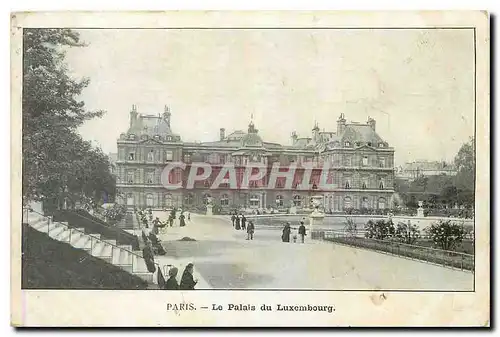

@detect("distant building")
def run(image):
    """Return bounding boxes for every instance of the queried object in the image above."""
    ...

[395,161,457,181]
[114,106,395,212]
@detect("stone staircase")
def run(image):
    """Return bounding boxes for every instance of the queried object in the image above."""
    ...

[24,210,159,284]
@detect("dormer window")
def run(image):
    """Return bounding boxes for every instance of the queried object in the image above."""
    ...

[378,142,385,148]
[154,135,160,141]
[141,135,148,140]
[128,134,136,140]
[367,142,372,147]
[344,141,351,147]
[166,136,172,141]
[355,142,361,147]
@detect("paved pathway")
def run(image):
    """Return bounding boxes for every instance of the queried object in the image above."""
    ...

[153,212,474,291]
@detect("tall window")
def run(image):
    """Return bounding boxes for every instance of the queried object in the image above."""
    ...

[165,150,173,161]
[344,141,351,147]
[293,195,302,206]
[220,194,229,206]
[146,171,154,184]
[362,156,368,166]
[361,197,369,208]
[128,152,135,160]
[379,157,386,168]
[345,156,352,167]
[147,150,155,162]
[362,178,368,189]
[203,194,211,205]
[275,195,284,207]
[378,197,386,209]
[250,194,260,207]
[164,194,172,207]
[379,177,385,189]
[344,196,352,209]
[185,193,194,205]
[184,154,191,163]
[127,171,135,184]
[344,178,351,189]
[146,194,154,207]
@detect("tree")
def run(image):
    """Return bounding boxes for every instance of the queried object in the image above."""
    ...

[22,29,107,205]
[395,221,420,245]
[454,137,475,192]
[426,220,466,251]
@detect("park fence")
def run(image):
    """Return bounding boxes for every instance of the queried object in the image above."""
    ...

[312,230,474,272]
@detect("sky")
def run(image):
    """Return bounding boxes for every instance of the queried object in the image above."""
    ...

[65,28,475,166]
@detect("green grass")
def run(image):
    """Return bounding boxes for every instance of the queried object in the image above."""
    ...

[22,224,147,289]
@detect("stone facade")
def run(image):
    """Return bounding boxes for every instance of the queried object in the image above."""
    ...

[115,106,395,212]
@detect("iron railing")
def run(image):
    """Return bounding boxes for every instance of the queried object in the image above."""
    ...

[317,230,474,272]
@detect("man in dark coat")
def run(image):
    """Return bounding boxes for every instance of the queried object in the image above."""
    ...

[231,213,236,227]
[241,215,247,230]
[142,241,156,273]
[165,267,179,290]
[246,221,255,240]
[180,263,198,290]
[298,221,306,243]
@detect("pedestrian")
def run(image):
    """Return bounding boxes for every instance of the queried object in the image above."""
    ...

[180,263,198,290]
[142,240,156,273]
[246,221,255,240]
[168,214,174,227]
[235,214,241,230]
[281,223,291,243]
[298,221,306,243]
[241,214,247,230]
[231,213,236,227]
[188,212,191,221]
[165,267,179,290]
[179,213,186,227]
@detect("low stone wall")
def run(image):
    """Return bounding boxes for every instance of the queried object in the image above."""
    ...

[246,213,474,230]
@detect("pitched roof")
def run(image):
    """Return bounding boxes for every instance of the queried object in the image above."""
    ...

[342,124,384,145]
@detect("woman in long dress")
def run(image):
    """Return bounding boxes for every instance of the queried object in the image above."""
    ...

[281,223,291,243]
[180,263,198,290]
[235,214,241,230]
[179,213,186,227]
[165,267,179,290]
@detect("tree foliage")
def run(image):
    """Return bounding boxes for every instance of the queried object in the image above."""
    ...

[22,29,112,208]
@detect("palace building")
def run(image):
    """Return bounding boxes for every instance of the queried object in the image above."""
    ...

[114,105,395,212]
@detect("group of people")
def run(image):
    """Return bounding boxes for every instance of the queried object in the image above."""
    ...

[231,212,255,240]
[281,220,307,243]
[162,263,198,290]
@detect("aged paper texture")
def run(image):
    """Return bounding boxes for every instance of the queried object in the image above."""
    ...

[11,11,489,327]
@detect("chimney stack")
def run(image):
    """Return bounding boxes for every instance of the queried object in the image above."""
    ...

[130,104,138,128]
[367,116,376,131]
[337,113,346,134]
[291,131,298,145]
[220,128,226,141]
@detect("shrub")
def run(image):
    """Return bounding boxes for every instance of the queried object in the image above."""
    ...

[395,221,420,245]
[426,220,466,251]
[364,219,395,240]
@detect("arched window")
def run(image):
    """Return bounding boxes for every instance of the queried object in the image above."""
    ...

[344,196,352,209]
[378,142,385,148]
[275,195,284,207]
[378,197,386,209]
[293,195,302,207]
[361,197,369,209]
[345,179,351,189]
[185,193,194,205]
[146,194,154,207]
[220,194,229,206]
[128,134,136,140]
[249,194,260,207]
[164,194,172,207]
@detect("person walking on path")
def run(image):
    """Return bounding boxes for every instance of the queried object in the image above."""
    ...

[235,214,241,230]
[179,213,186,227]
[241,214,247,230]
[246,221,255,240]
[168,214,174,227]
[298,221,306,243]
[180,263,198,290]
[165,267,179,290]
[281,223,291,243]
[187,212,191,221]
[231,213,236,227]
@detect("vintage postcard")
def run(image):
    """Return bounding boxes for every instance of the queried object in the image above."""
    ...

[11,11,490,327]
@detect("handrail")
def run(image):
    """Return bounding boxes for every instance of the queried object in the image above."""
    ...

[323,230,474,258]
[24,208,166,273]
